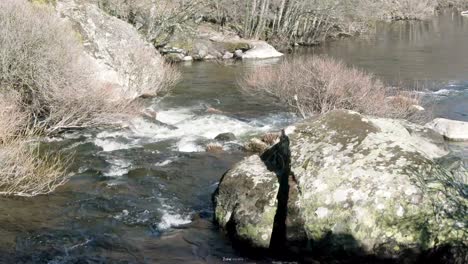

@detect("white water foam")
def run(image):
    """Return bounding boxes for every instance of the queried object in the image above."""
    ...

[157,197,192,230]
[93,107,296,153]
[103,158,131,177]
[157,211,191,230]
[94,138,134,152]
[154,159,175,167]
[432,89,453,95]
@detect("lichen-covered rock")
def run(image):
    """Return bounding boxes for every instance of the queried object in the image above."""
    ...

[214,110,467,261]
[56,0,167,98]
[213,155,279,248]
[241,41,283,60]
[290,110,466,258]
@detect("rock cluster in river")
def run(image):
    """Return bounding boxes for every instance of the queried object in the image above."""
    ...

[213,110,467,262]
[159,24,283,62]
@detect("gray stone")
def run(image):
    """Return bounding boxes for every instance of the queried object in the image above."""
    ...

[241,41,283,59]
[234,50,244,58]
[214,110,467,260]
[222,52,234,60]
[56,0,166,99]
[213,155,279,248]
[426,118,468,141]
[214,133,236,142]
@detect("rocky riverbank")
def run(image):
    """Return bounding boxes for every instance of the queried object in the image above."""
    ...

[213,110,467,263]
[159,24,283,62]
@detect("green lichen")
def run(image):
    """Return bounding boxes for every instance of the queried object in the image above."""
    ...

[222,42,251,52]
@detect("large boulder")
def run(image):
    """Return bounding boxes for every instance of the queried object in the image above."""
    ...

[56,0,167,98]
[426,118,468,141]
[241,41,284,60]
[213,110,467,261]
[213,155,279,248]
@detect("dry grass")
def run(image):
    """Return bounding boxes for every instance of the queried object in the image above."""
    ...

[0,0,180,196]
[96,0,203,45]
[0,0,162,132]
[261,133,280,146]
[0,91,29,143]
[126,48,181,98]
[0,139,68,196]
[241,56,423,120]
[0,93,68,196]
[383,0,438,20]
[206,142,224,153]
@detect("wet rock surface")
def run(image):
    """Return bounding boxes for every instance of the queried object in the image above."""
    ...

[213,110,467,262]
[215,133,236,142]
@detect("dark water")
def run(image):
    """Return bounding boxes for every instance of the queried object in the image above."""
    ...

[1,10,468,264]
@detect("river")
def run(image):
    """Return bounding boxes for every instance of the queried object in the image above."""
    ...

[0,9,467,264]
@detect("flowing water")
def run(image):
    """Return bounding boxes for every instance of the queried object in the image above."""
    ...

[1,9,468,264]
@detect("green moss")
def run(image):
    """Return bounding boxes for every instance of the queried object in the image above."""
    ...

[30,0,56,5]
[222,42,251,52]
[168,39,194,52]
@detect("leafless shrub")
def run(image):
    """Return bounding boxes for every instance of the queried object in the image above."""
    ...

[240,56,423,120]
[0,91,29,143]
[0,0,144,132]
[0,92,68,196]
[383,0,437,20]
[206,142,224,153]
[261,132,280,146]
[96,0,204,46]
[0,138,68,196]
[207,0,451,46]
[437,0,468,9]
[127,48,181,97]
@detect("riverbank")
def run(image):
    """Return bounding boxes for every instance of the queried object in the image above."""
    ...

[87,0,467,62]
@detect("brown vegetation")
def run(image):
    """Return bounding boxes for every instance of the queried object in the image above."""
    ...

[206,142,224,153]
[0,0,138,132]
[96,0,203,45]
[205,0,460,46]
[79,0,466,48]
[0,0,178,196]
[240,56,423,120]
[0,91,67,196]
[0,139,68,196]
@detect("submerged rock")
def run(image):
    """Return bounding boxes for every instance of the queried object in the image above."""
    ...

[215,133,236,142]
[213,110,467,261]
[426,118,468,141]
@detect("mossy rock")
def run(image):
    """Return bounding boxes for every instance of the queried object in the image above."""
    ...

[222,42,251,53]
[31,0,56,5]
[213,110,467,261]
[213,155,279,248]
